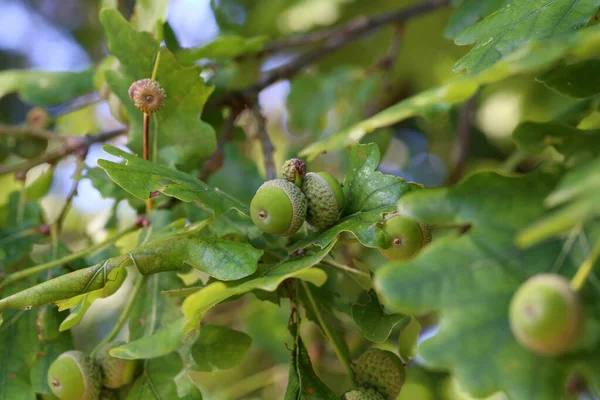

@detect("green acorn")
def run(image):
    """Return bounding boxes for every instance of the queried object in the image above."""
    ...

[378,213,431,261]
[344,387,386,400]
[281,158,306,187]
[47,350,102,400]
[354,348,405,400]
[301,172,344,229]
[95,341,137,389]
[250,179,307,236]
[509,274,583,355]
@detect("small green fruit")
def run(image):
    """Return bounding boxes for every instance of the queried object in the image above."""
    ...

[47,350,102,400]
[509,274,583,355]
[281,158,306,186]
[250,179,307,236]
[301,172,344,229]
[379,213,431,261]
[15,137,47,159]
[344,387,385,400]
[95,341,137,389]
[355,348,405,400]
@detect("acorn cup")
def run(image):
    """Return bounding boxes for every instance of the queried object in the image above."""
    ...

[354,348,405,400]
[301,172,344,229]
[281,158,306,187]
[343,387,386,400]
[95,341,138,389]
[509,273,583,356]
[250,179,307,236]
[128,78,166,114]
[47,350,102,400]
[378,213,431,261]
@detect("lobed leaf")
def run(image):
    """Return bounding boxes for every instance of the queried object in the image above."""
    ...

[351,290,408,343]
[112,317,186,360]
[191,324,252,371]
[537,59,600,98]
[177,35,268,65]
[445,0,514,39]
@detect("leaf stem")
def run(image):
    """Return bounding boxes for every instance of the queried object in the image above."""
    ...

[211,366,287,399]
[570,240,600,292]
[0,224,139,291]
[321,258,370,277]
[300,281,356,384]
[91,274,146,358]
[151,51,162,81]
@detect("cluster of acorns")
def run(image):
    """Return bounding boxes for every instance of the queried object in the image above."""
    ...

[0,107,50,163]
[250,158,432,262]
[47,342,137,400]
[250,158,345,236]
[344,348,405,400]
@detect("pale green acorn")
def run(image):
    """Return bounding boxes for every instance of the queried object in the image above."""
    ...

[95,341,138,389]
[378,213,431,261]
[344,387,386,400]
[250,179,307,236]
[354,348,405,400]
[47,350,102,400]
[301,172,344,229]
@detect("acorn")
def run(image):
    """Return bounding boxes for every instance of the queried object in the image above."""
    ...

[26,107,51,129]
[378,213,431,261]
[509,274,583,355]
[281,158,306,187]
[128,78,166,114]
[95,341,137,389]
[344,387,386,400]
[250,179,307,236]
[301,172,344,229]
[354,348,405,400]
[47,350,102,400]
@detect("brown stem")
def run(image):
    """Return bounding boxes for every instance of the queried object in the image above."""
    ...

[449,94,477,185]
[199,108,240,181]
[0,128,127,177]
[143,113,150,161]
[251,101,276,180]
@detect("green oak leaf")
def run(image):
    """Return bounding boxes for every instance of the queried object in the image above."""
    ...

[191,324,252,371]
[292,143,419,251]
[99,145,248,216]
[398,316,421,363]
[300,25,600,159]
[177,35,268,65]
[445,0,513,39]
[130,0,169,35]
[126,352,201,400]
[452,0,600,73]
[112,316,186,359]
[284,323,338,400]
[513,121,600,162]
[537,60,600,98]
[181,241,335,332]
[100,9,216,164]
[0,236,262,317]
[374,170,600,400]
[351,289,408,343]
[0,69,94,105]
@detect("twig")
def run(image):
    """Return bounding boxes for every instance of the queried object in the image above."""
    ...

[251,101,276,180]
[0,123,69,142]
[0,128,126,177]
[321,258,370,277]
[209,0,450,107]
[375,23,405,94]
[55,157,86,231]
[198,107,240,181]
[211,366,288,400]
[570,240,600,292]
[449,94,477,184]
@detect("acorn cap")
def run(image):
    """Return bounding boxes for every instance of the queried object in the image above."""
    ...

[354,348,405,400]
[250,179,307,236]
[47,350,102,400]
[509,273,583,355]
[379,213,430,261]
[128,78,166,114]
[344,387,386,400]
[95,341,137,389]
[26,107,51,130]
[281,158,306,187]
[302,172,344,229]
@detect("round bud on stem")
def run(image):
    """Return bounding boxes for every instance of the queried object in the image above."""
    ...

[26,107,51,130]
[95,341,137,389]
[281,158,306,187]
[509,274,583,355]
[47,350,102,400]
[354,348,405,400]
[301,172,344,229]
[250,179,307,236]
[128,79,166,114]
[379,213,431,261]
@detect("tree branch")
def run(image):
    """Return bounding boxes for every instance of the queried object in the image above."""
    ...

[0,123,69,142]
[210,0,450,107]
[0,128,127,177]
[199,107,240,181]
[251,102,276,180]
[449,94,477,184]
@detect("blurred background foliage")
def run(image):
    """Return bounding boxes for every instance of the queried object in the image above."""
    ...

[1,0,597,399]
